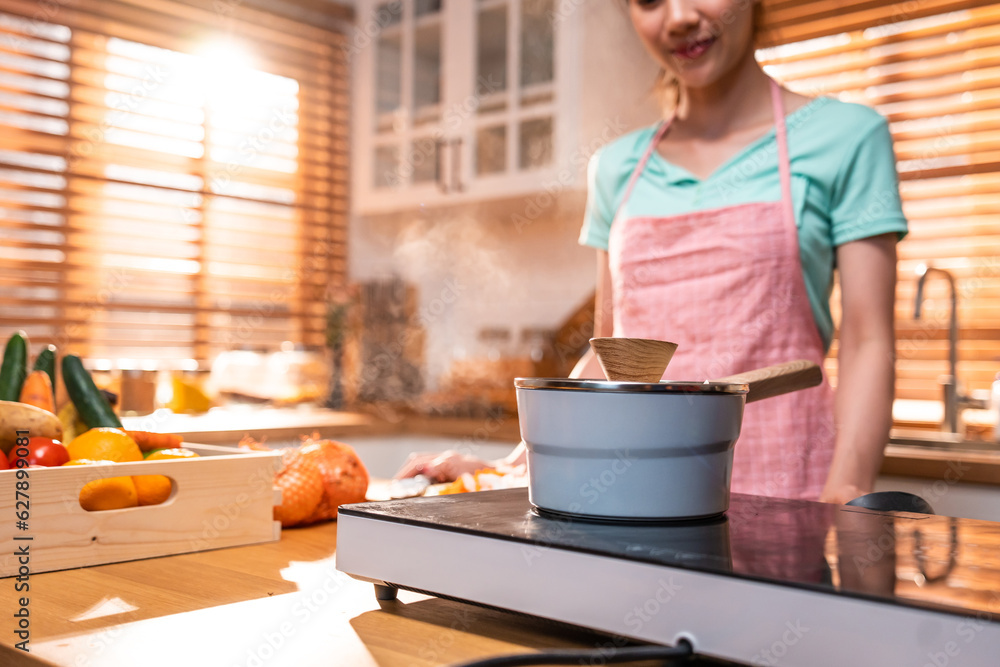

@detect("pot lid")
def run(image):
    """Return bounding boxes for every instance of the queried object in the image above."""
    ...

[514,378,749,395]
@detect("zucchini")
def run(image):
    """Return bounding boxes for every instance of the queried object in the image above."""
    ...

[32,344,57,402]
[0,331,29,402]
[62,354,123,429]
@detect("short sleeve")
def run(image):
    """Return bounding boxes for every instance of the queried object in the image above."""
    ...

[579,148,616,251]
[829,117,909,246]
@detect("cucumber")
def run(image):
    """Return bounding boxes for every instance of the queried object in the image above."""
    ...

[32,344,57,402]
[0,331,29,402]
[62,354,123,429]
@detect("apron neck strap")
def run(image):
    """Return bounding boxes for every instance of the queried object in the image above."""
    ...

[614,119,672,221]
[769,79,795,225]
[613,78,794,222]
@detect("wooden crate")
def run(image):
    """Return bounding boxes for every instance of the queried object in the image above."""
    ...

[0,443,282,577]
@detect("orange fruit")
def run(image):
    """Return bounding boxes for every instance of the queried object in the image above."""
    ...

[132,475,173,506]
[64,459,138,511]
[133,448,199,506]
[67,428,142,463]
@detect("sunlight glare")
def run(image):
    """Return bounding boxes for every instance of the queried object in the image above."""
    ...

[191,41,256,102]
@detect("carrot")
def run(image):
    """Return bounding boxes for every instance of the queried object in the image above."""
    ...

[19,370,54,413]
[125,430,183,452]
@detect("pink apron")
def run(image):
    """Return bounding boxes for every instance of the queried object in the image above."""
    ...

[607,80,835,501]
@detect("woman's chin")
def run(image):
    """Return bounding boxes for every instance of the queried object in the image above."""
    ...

[666,55,722,83]
[674,70,725,92]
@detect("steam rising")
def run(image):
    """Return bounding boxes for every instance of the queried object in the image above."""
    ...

[391,215,511,386]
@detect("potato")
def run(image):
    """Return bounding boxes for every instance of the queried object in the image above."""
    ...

[0,400,63,454]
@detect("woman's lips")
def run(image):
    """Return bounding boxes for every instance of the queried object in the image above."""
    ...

[672,37,716,60]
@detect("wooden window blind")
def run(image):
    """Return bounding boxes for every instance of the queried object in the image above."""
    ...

[0,0,350,367]
[758,0,1000,402]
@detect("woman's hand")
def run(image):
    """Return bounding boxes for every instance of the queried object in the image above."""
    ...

[393,450,492,483]
[394,441,527,483]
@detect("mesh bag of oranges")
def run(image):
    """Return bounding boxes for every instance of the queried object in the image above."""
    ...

[242,436,369,528]
[63,427,198,511]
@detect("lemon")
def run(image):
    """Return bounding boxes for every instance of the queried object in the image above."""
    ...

[168,377,211,413]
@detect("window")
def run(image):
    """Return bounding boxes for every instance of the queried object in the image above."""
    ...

[758,0,1000,404]
[0,0,349,367]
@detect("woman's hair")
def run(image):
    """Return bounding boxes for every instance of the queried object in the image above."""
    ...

[621,0,768,115]
[655,70,683,115]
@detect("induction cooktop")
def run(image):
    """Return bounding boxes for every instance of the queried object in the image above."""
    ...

[336,488,1000,666]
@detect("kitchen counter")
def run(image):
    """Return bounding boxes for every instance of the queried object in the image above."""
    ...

[0,518,650,667]
[883,442,1000,485]
[4,409,993,663]
[892,398,996,435]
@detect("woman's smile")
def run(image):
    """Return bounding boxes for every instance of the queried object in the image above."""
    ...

[671,36,717,61]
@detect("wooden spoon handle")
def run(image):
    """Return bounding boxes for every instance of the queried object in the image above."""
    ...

[715,360,822,403]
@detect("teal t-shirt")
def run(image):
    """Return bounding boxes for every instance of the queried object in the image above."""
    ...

[579,96,909,350]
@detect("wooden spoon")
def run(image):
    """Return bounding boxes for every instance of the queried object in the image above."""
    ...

[590,337,822,400]
[590,337,678,382]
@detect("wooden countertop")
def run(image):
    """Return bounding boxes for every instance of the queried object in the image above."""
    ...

[0,520,658,667]
[882,443,1000,484]
[1,436,997,667]
[891,398,996,433]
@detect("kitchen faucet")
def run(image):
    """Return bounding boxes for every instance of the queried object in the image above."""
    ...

[913,265,984,434]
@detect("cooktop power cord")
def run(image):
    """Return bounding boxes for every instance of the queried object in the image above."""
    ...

[450,638,695,666]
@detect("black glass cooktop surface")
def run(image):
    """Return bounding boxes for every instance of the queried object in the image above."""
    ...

[339,488,1000,621]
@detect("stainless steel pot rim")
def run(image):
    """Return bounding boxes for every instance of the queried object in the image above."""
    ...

[514,378,749,394]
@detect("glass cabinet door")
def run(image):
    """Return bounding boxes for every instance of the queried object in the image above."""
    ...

[374,2,403,131]
[517,0,554,171]
[357,0,565,211]
[472,0,555,182]
[370,0,445,192]
[413,0,442,127]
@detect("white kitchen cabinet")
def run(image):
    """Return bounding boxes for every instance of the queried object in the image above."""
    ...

[351,0,658,214]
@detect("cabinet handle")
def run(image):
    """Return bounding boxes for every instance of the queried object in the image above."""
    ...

[435,138,449,193]
[451,137,464,193]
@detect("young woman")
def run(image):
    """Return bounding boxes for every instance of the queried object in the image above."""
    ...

[398,0,906,504]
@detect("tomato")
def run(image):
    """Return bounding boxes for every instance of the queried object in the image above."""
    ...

[0,449,8,470]
[10,437,70,468]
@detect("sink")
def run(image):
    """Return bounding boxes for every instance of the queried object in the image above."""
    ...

[889,429,998,452]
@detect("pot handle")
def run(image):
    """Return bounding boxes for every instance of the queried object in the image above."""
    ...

[716,360,822,403]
